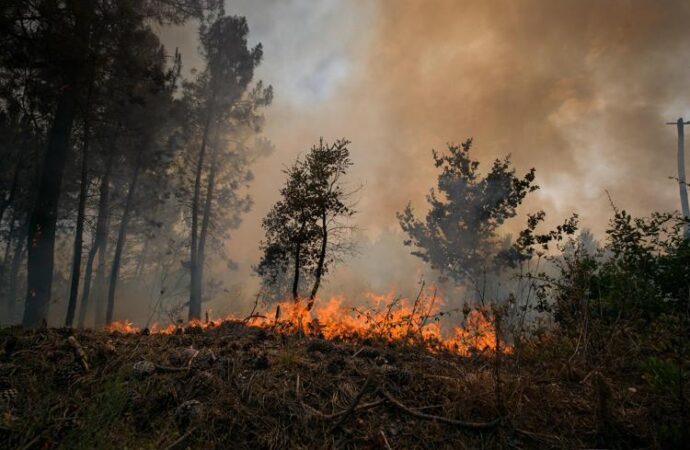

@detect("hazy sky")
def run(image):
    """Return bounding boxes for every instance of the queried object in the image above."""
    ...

[161,0,690,304]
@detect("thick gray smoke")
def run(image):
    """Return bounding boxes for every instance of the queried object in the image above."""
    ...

[157,0,690,316]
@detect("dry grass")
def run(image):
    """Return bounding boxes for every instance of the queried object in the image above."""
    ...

[0,321,678,449]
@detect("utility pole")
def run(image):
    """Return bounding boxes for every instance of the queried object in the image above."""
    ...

[667,117,690,239]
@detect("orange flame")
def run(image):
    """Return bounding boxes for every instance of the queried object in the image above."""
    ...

[107,289,508,356]
[104,320,139,334]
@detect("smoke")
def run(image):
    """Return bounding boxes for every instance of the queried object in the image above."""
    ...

[159,0,690,312]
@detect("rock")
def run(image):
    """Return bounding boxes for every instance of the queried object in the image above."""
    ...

[132,360,156,379]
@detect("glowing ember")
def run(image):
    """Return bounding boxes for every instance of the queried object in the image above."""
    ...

[107,289,507,356]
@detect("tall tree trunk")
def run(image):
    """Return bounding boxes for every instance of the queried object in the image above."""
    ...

[93,229,108,328]
[0,160,21,228]
[8,237,26,323]
[2,213,18,318]
[1,212,17,283]
[189,98,215,321]
[77,235,97,328]
[134,237,150,281]
[22,0,92,329]
[194,136,220,318]
[22,84,78,328]
[65,117,91,327]
[105,164,140,325]
[78,148,114,328]
[308,212,328,309]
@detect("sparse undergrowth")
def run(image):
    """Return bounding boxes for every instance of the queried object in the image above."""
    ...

[0,320,684,449]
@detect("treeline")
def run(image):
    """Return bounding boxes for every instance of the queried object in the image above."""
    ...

[0,1,272,328]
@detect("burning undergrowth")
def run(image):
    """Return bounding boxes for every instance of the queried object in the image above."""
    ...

[107,289,504,357]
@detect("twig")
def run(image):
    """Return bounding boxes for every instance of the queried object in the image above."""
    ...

[19,433,42,450]
[351,347,365,358]
[420,287,437,329]
[303,399,384,419]
[164,426,197,450]
[243,293,261,324]
[406,280,425,337]
[154,363,188,373]
[379,430,393,450]
[379,389,501,430]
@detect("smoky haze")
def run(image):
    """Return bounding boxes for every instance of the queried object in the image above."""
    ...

[165,0,690,312]
[14,0,688,323]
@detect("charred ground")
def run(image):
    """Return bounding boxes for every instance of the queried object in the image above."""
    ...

[0,320,671,449]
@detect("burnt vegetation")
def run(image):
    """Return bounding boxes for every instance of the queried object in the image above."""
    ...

[0,2,688,449]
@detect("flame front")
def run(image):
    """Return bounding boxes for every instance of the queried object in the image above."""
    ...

[107,289,507,356]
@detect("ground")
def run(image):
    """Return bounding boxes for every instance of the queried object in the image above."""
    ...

[0,322,667,449]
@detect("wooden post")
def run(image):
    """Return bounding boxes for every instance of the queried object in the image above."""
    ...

[668,118,690,238]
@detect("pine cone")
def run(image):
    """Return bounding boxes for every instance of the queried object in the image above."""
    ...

[0,388,17,410]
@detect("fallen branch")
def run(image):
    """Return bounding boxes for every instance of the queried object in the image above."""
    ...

[330,374,374,432]
[379,389,501,430]
[379,430,393,450]
[303,399,384,419]
[154,363,188,373]
[164,426,198,450]
[67,336,89,371]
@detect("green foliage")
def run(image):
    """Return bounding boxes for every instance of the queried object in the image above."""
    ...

[256,138,355,301]
[62,378,130,449]
[398,139,540,287]
[398,139,577,293]
[541,210,690,333]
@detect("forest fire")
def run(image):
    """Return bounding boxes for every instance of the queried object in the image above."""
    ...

[106,290,506,356]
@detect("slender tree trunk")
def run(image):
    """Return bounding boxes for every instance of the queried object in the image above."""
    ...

[189,98,215,321]
[135,235,151,281]
[77,235,97,328]
[308,212,328,309]
[105,164,140,325]
[292,243,302,302]
[22,0,92,329]
[93,230,108,328]
[22,84,78,328]
[77,150,118,328]
[65,117,91,327]
[78,149,114,328]
[2,213,18,318]
[8,237,26,323]
[1,212,17,282]
[194,136,220,317]
[0,160,21,228]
